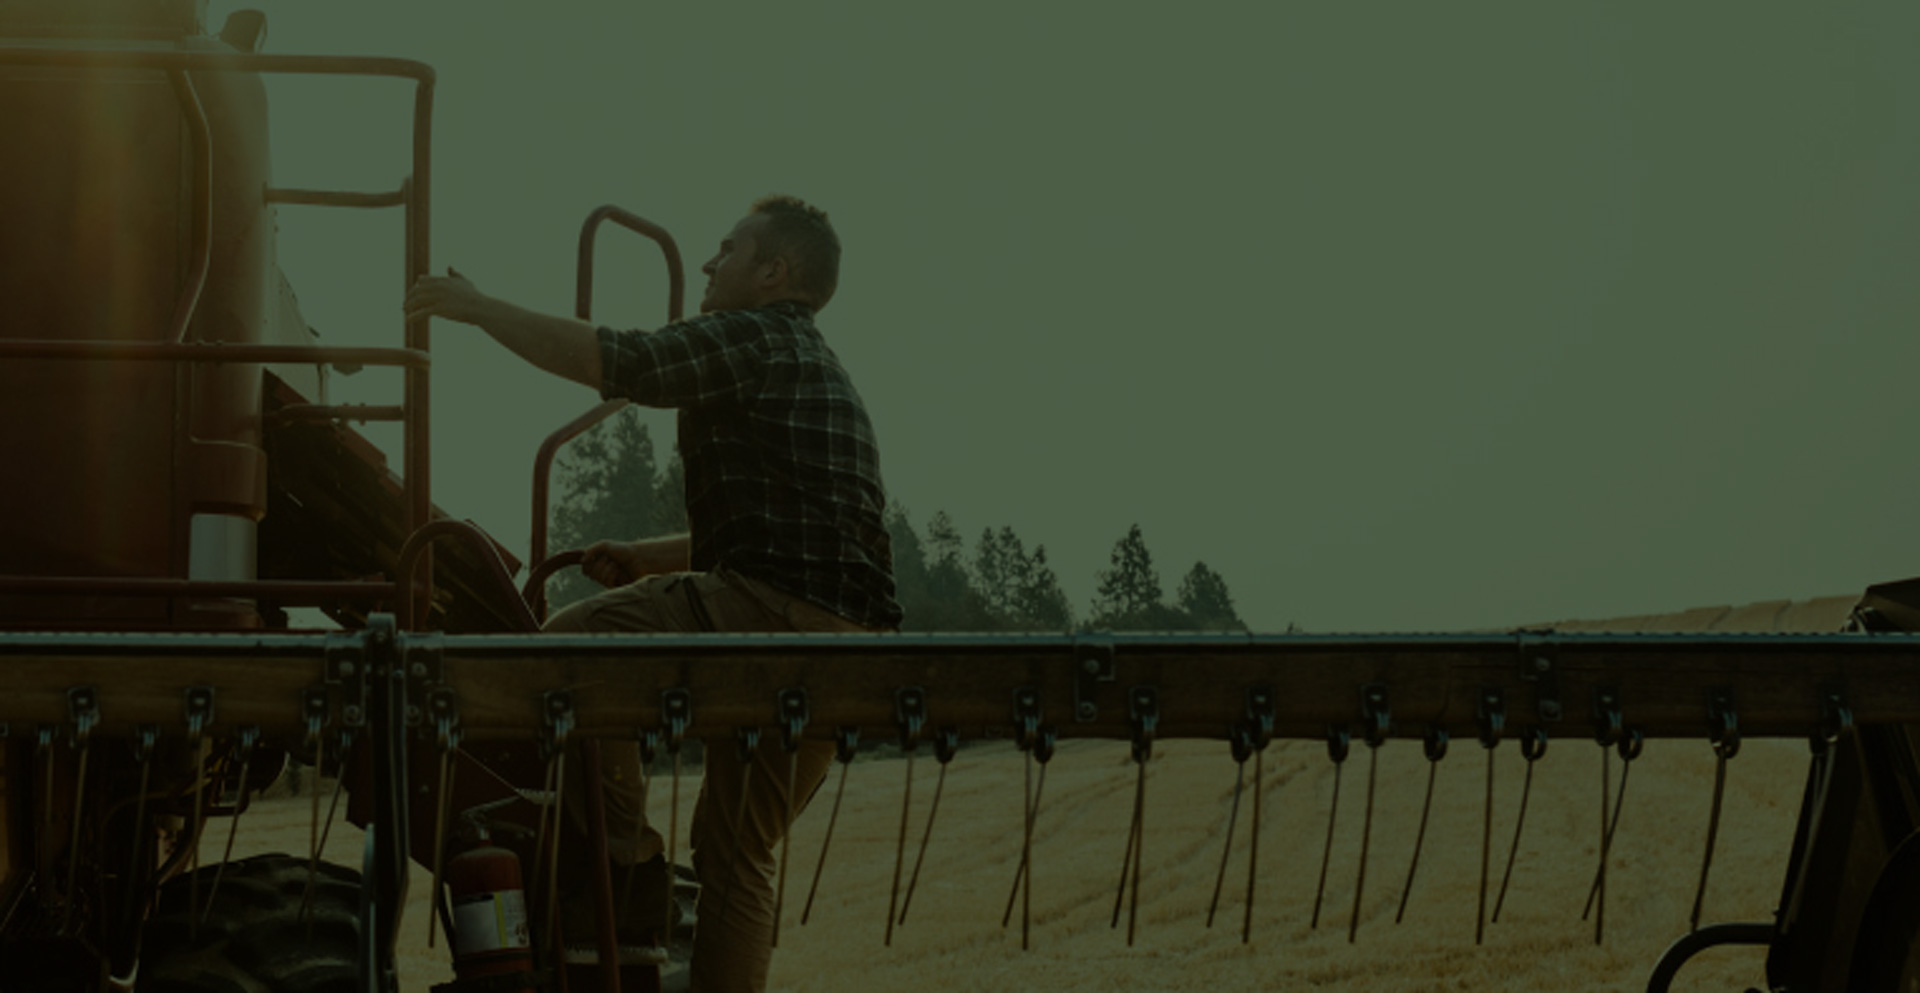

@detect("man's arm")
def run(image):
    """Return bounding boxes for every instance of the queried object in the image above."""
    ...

[581,534,693,587]
[404,268,605,389]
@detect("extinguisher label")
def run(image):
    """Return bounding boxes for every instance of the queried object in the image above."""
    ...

[452,890,531,955]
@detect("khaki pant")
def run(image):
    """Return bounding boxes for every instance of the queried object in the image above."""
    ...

[543,567,875,993]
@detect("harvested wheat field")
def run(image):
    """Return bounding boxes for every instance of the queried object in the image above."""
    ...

[212,732,1808,992]
[201,595,1850,991]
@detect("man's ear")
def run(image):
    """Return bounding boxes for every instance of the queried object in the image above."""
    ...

[758,255,789,290]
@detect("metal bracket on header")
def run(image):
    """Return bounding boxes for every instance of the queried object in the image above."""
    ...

[301,686,330,748]
[662,688,692,754]
[1245,685,1276,749]
[66,687,99,749]
[324,630,368,730]
[403,636,444,731]
[428,687,460,753]
[183,686,216,746]
[542,689,576,758]
[778,688,810,752]
[1516,633,1563,724]
[894,686,927,749]
[1128,685,1160,762]
[1074,639,1115,724]
[1012,686,1042,749]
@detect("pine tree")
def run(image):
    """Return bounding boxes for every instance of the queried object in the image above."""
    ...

[1089,523,1177,629]
[1177,561,1246,631]
[924,511,966,598]
[969,526,1073,631]
[651,450,688,535]
[547,408,674,609]
[917,511,993,629]
[884,503,928,627]
[1012,545,1074,631]
[973,526,1022,620]
[883,508,993,630]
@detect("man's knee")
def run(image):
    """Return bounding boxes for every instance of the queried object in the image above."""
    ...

[540,573,700,634]
[542,596,599,633]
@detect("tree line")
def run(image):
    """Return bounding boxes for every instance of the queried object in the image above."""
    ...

[548,410,1247,632]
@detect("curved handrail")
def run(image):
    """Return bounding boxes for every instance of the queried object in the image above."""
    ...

[520,549,586,622]
[394,519,538,632]
[527,207,687,618]
[575,205,686,325]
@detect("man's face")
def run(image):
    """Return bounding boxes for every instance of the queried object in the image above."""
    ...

[699,215,779,314]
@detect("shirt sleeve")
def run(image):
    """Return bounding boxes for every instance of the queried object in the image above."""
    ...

[597,311,770,408]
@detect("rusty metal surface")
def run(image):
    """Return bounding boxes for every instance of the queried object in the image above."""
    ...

[393,519,538,632]
[263,186,408,208]
[270,403,407,424]
[0,44,437,632]
[259,374,526,635]
[522,549,585,621]
[0,628,1914,741]
[420,630,1920,741]
[0,47,434,83]
[0,576,396,602]
[162,69,209,346]
[0,341,430,366]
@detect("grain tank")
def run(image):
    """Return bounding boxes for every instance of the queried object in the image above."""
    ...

[0,0,321,631]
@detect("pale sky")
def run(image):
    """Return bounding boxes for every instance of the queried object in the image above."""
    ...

[227,1,1920,633]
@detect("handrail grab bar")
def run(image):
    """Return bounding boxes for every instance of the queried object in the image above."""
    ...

[526,206,687,619]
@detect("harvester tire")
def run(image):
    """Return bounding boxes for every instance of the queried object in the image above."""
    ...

[138,854,362,993]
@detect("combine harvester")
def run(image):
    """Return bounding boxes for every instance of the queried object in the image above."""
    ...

[2,3,1917,990]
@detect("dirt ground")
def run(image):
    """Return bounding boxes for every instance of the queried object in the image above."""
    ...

[211,733,1808,992]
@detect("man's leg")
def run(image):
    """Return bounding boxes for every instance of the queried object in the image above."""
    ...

[549,568,877,991]
[542,575,712,870]
[679,568,879,993]
[687,737,834,993]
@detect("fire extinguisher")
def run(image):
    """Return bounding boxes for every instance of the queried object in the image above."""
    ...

[444,802,537,992]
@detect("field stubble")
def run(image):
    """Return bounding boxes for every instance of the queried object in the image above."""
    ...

[209,736,1805,991]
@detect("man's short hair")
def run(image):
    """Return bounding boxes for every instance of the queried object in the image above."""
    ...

[750,194,840,309]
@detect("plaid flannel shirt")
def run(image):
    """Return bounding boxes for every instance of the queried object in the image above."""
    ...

[596,300,904,629]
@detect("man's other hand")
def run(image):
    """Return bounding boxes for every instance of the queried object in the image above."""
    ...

[404,267,493,325]
[581,539,648,588]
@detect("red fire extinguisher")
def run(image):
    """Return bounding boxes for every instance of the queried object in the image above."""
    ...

[445,805,537,992]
